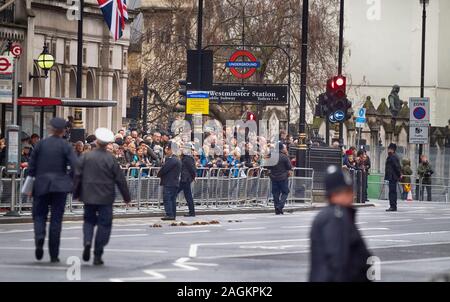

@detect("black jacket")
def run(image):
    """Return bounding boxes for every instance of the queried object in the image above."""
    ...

[267,153,292,181]
[309,205,372,282]
[384,153,401,182]
[27,135,78,197]
[157,155,181,187]
[181,155,196,183]
[73,148,130,205]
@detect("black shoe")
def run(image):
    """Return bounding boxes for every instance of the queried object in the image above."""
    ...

[161,216,176,221]
[83,244,91,262]
[35,239,44,261]
[386,208,397,212]
[93,256,104,266]
[50,257,60,263]
[184,214,195,217]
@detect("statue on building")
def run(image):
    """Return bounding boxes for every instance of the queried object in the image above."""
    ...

[388,85,403,117]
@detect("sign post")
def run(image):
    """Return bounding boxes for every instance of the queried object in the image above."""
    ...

[409,97,430,145]
[355,108,367,148]
[186,91,210,115]
[3,45,21,216]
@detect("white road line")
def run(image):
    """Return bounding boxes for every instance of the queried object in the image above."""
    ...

[20,237,80,242]
[424,217,449,220]
[359,228,390,231]
[280,226,310,229]
[0,246,167,254]
[368,239,410,243]
[380,219,412,223]
[381,256,450,265]
[112,229,146,232]
[355,222,368,225]
[226,227,266,231]
[164,230,211,235]
[0,264,67,270]
[110,234,148,238]
[0,229,34,234]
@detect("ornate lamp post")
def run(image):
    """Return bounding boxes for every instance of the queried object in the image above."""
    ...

[29,44,55,79]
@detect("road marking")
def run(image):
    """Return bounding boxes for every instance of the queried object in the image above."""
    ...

[368,239,410,243]
[189,238,309,258]
[380,219,412,223]
[355,222,368,225]
[0,264,67,270]
[110,257,218,282]
[112,229,146,232]
[424,217,449,220]
[280,225,310,229]
[381,256,450,265]
[164,230,211,235]
[0,229,34,234]
[0,246,167,254]
[21,237,80,242]
[110,234,148,238]
[359,228,390,231]
[226,227,266,231]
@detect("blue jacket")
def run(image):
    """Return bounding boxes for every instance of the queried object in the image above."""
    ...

[157,155,181,187]
[27,135,78,197]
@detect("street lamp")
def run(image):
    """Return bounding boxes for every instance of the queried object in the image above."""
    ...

[418,0,429,166]
[29,44,55,80]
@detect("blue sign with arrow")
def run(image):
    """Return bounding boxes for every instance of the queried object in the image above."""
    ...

[334,110,345,122]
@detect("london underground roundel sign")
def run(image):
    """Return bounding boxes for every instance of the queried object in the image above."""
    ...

[226,50,260,80]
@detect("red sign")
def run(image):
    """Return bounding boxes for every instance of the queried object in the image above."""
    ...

[18,97,62,106]
[11,44,22,58]
[0,56,12,74]
[226,50,260,80]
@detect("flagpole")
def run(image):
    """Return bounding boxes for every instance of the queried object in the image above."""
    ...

[74,0,84,129]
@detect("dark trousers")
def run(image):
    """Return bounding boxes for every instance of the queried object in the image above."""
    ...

[32,192,67,258]
[271,179,289,214]
[388,181,398,210]
[178,182,195,215]
[420,184,432,201]
[83,204,113,257]
[163,186,178,218]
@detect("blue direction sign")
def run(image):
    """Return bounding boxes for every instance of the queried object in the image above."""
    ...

[334,110,345,122]
[329,113,336,123]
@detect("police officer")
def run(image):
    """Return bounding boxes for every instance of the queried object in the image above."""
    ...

[309,165,372,282]
[27,117,78,263]
[73,128,131,265]
[179,143,197,217]
[157,142,181,221]
[385,143,401,212]
[267,143,292,215]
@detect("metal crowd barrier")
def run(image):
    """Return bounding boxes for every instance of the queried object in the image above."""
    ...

[1,166,315,215]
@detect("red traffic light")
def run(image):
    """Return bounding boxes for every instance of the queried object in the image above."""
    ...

[246,112,256,121]
[335,76,345,87]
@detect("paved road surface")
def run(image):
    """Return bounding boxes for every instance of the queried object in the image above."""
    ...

[1,200,450,282]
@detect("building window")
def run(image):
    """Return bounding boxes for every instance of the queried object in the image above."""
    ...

[65,44,70,64]
[51,42,57,57]
[123,52,127,67]
[83,47,87,64]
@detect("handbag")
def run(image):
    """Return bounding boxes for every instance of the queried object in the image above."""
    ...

[21,176,35,195]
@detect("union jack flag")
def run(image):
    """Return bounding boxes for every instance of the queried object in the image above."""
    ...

[97,0,128,40]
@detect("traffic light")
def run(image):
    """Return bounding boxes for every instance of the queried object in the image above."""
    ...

[176,79,189,112]
[322,75,352,122]
[246,111,256,121]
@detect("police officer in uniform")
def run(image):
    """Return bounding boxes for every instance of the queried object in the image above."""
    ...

[73,128,131,265]
[384,143,401,212]
[158,142,181,221]
[309,166,372,282]
[27,117,78,262]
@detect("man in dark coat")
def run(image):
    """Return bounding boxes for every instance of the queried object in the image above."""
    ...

[178,144,197,217]
[73,128,131,265]
[157,142,181,220]
[309,165,372,282]
[266,143,292,215]
[27,117,78,263]
[384,143,401,212]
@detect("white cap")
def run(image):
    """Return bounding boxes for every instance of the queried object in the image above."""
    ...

[95,128,115,144]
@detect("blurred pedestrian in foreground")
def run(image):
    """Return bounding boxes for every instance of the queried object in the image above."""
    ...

[28,118,77,263]
[309,165,372,282]
[73,128,131,266]
[158,142,181,221]
[384,143,401,212]
[266,143,292,215]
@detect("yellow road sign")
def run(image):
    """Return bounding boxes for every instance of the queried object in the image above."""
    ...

[186,98,209,115]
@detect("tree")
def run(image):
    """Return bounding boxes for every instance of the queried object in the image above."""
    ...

[129,0,341,130]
